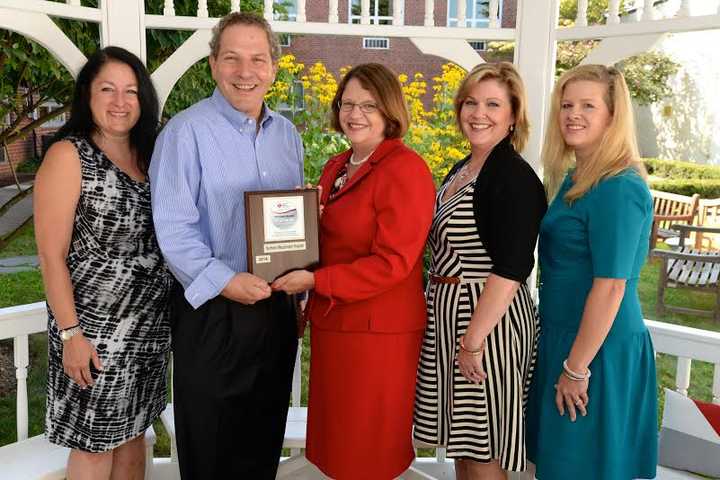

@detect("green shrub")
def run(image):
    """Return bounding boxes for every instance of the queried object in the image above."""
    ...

[644,158,720,180]
[649,178,720,198]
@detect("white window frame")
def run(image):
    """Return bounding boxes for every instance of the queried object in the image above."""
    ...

[363,37,390,49]
[446,0,504,28]
[273,0,298,21]
[276,80,305,118]
[348,0,400,25]
[34,101,66,129]
[279,33,292,47]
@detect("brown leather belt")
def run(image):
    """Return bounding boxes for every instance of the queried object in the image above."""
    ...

[429,273,461,284]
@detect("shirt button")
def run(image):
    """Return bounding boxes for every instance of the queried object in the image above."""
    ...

[262,171,267,176]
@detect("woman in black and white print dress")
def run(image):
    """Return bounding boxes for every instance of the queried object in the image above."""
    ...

[34,47,169,479]
[413,63,546,479]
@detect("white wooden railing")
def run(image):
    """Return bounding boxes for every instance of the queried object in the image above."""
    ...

[2,300,720,449]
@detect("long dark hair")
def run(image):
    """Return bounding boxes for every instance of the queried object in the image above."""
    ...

[54,46,159,175]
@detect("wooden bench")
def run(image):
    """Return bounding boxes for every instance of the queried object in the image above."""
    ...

[691,197,720,250]
[650,190,700,251]
[654,224,720,321]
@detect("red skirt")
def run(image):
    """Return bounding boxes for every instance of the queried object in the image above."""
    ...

[305,326,423,480]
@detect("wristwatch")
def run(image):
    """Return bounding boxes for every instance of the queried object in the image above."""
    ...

[59,325,82,342]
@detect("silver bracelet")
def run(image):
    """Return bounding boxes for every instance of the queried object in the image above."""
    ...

[563,359,591,381]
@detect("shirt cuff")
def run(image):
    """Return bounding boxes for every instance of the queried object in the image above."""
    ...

[184,260,236,309]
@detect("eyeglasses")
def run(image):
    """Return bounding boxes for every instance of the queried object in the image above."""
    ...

[337,100,379,114]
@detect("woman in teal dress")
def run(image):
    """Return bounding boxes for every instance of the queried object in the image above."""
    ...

[526,64,658,479]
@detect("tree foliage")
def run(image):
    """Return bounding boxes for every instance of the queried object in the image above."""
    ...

[488,0,679,106]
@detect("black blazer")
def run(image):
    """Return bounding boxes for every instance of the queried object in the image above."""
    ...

[442,136,548,282]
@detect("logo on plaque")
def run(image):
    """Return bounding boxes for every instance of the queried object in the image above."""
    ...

[263,196,305,242]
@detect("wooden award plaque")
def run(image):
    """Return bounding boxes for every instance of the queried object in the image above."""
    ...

[244,188,320,282]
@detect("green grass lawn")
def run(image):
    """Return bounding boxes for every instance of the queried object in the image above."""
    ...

[0,223,37,259]
[0,227,718,458]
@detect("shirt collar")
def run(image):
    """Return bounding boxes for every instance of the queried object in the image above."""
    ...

[210,88,276,134]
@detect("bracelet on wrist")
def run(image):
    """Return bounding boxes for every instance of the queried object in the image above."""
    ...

[459,336,484,356]
[60,323,80,332]
[562,359,591,381]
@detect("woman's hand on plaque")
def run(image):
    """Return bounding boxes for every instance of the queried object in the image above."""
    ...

[272,270,315,294]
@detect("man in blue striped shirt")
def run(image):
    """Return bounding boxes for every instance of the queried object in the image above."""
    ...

[149,12,303,480]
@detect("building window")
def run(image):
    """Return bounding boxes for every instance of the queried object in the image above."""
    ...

[277,80,305,120]
[363,37,390,49]
[349,0,401,25]
[274,0,297,21]
[447,0,503,28]
[34,102,67,129]
[279,33,292,47]
[468,40,487,51]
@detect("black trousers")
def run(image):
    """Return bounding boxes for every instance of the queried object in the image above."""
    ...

[171,285,298,480]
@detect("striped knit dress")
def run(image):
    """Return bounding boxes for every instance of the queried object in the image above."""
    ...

[414,177,539,472]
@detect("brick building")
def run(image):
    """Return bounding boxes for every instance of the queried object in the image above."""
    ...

[0,108,63,181]
[283,0,517,84]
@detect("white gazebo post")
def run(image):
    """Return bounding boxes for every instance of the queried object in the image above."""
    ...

[642,0,655,21]
[457,0,466,27]
[99,0,146,62]
[514,1,559,296]
[424,0,434,26]
[514,0,559,171]
[329,0,339,23]
[296,0,306,22]
[576,0,588,27]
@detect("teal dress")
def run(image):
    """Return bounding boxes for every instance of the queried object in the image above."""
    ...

[526,170,658,479]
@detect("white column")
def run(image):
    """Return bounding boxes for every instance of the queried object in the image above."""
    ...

[576,0,588,26]
[231,0,240,12]
[489,0,499,28]
[457,0,466,27]
[677,0,691,17]
[264,0,273,22]
[197,0,208,18]
[642,0,655,21]
[424,0,434,26]
[675,357,692,396]
[514,0,559,172]
[393,0,404,25]
[608,0,620,24]
[14,335,29,441]
[163,0,175,16]
[99,0,146,63]
[361,0,371,25]
[713,363,720,405]
[329,0,339,23]
[297,0,306,22]
[513,0,559,297]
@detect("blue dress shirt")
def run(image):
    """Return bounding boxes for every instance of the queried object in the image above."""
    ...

[149,89,304,309]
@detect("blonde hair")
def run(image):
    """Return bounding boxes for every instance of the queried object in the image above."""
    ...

[543,64,646,203]
[453,62,530,153]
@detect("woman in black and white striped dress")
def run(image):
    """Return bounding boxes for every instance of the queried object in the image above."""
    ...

[414,63,547,479]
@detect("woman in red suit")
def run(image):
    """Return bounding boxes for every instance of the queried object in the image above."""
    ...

[272,63,435,479]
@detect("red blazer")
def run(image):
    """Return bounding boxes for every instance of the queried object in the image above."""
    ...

[307,138,436,333]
